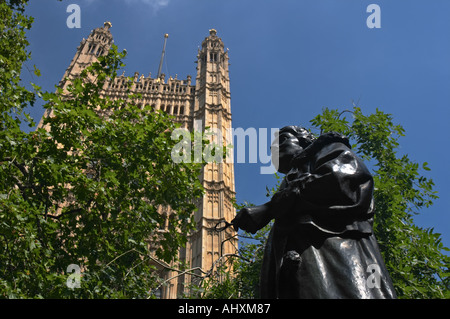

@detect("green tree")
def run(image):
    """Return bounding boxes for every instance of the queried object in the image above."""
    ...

[1,1,204,298]
[0,0,36,132]
[206,106,449,299]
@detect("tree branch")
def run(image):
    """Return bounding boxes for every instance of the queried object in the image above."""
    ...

[147,253,249,298]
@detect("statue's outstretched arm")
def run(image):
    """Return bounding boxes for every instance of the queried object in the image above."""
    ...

[232,202,274,234]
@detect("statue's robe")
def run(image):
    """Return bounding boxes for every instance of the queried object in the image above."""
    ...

[249,132,396,299]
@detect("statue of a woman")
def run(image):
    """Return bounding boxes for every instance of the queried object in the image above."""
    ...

[232,126,396,299]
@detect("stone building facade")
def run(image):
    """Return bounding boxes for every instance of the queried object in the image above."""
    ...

[38,22,237,298]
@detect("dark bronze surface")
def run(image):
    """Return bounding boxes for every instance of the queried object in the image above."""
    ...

[232,127,396,299]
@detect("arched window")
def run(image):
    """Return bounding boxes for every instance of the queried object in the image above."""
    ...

[87,43,95,54]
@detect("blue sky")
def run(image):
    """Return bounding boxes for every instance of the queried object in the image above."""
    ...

[22,0,449,250]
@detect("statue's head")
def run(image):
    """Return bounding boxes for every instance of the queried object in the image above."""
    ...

[271,126,316,174]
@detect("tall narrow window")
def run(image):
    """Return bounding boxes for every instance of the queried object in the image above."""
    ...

[87,43,94,54]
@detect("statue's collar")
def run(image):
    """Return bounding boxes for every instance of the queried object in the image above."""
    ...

[290,132,351,166]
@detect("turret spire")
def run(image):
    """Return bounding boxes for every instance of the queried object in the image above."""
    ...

[157,33,169,79]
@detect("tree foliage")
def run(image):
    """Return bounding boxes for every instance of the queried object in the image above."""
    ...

[0,0,35,131]
[1,0,204,298]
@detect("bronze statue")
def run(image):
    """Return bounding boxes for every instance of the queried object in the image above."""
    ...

[232,126,396,299]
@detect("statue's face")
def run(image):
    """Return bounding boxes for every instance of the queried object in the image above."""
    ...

[271,130,304,174]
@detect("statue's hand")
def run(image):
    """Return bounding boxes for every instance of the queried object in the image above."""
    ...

[231,208,259,234]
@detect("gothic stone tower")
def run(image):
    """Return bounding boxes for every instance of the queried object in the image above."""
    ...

[38,23,237,298]
[189,28,236,288]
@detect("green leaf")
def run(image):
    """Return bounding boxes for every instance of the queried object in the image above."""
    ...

[33,65,41,77]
